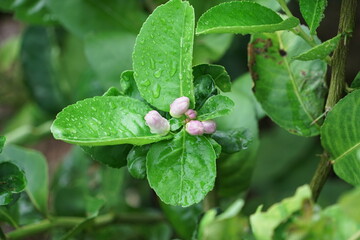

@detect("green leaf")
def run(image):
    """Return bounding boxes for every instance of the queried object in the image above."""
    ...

[81,145,132,168]
[196,2,299,35]
[351,71,360,88]
[0,145,48,214]
[147,130,216,207]
[0,136,5,153]
[249,29,327,136]
[300,0,327,35]
[0,162,27,206]
[293,34,341,61]
[197,95,234,121]
[169,118,184,132]
[127,145,150,179]
[84,31,136,86]
[51,96,172,146]
[193,64,231,92]
[339,187,360,223]
[133,0,195,112]
[212,129,251,154]
[193,74,217,110]
[250,185,312,240]
[321,90,360,185]
[102,87,121,97]
[119,70,143,100]
[208,138,222,158]
[46,0,146,36]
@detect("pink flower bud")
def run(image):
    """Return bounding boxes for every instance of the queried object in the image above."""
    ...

[202,120,216,134]
[185,109,197,119]
[186,120,204,135]
[170,96,190,118]
[144,110,170,135]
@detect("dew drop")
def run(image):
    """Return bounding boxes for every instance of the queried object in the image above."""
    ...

[91,107,97,112]
[142,80,151,86]
[150,58,156,69]
[154,69,162,78]
[170,62,177,77]
[152,84,161,98]
[91,117,101,124]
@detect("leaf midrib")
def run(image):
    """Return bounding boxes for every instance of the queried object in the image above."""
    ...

[276,32,321,128]
[334,142,360,162]
[310,0,320,32]
[178,130,186,204]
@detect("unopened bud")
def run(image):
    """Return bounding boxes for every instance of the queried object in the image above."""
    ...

[170,96,190,118]
[186,120,204,135]
[144,110,170,135]
[202,120,216,134]
[185,109,197,119]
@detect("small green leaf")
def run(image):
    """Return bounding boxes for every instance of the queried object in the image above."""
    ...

[321,90,360,185]
[0,162,27,206]
[147,130,216,207]
[250,185,312,240]
[102,87,122,97]
[119,70,143,100]
[81,145,132,168]
[133,0,195,111]
[193,64,231,92]
[196,2,299,35]
[351,71,360,88]
[169,118,184,132]
[197,95,234,121]
[300,0,327,35]
[293,34,341,61]
[51,96,172,146]
[0,145,48,214]
[0,136,5,153]
[249,29,327,136]
[127,145,150,179]
[193,74,217,110]
[212,129,252,154]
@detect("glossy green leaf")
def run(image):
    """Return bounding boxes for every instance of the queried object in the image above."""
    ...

[339,187,360,222]
[193,64,231,92]
[193,34,233,65]
[0,136,5,153]
[84,31,136,86]
[47,0,146,36]
[147,130,216,206]
[51,96,172,146]
[321,90,360,185]
[0,162,27,205]
[196,2,299,35]
[160,202,202,240]
[212,129,251,154]
[0,145,48,214]
[300,0,327,35]
[81,145,132,168]
[250,185,312,240]
[133,0,195,112]
[193,74,217,110]
[351,71,360,88]
[169,118,184,132]
[249,29,327,136]
[102,87,121,97]
[293,34,341,61]
[197,95,234,121]
[119,70,143,100]
[127,145,150,179]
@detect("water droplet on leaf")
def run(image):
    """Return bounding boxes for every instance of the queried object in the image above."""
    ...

[154,69,162,78]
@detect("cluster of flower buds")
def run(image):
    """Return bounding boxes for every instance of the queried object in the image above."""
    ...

[144,96,217,136]
[170,97,217,136]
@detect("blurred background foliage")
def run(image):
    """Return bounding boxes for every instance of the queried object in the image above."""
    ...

[0,0,359,239]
